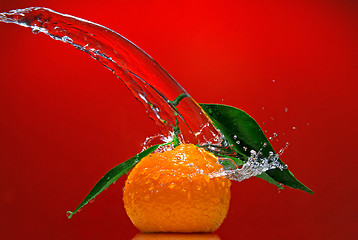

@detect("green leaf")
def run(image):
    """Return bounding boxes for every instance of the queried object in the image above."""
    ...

[256,173,285,189]
[200,103,313,194]
[67,144,161,219]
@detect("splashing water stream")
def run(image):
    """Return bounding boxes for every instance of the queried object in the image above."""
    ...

[0,7,220,145]
[0,7,286,181]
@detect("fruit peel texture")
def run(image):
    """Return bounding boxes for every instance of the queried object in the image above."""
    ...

[123,144,231,233]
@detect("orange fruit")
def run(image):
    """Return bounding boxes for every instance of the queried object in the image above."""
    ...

[132,233,221,240]
[123,144,231,233]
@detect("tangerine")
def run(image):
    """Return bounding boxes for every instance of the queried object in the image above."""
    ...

[132,233,221,240]
[123,144,231,233]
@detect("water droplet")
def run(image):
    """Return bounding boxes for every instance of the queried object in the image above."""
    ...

[272,79,276,83]
[273,133,278,137]
[243,146,248,151]
[233,135,237,140]
[262,107,265,110]
[269,137,273,140]
[306,122,310,126]
[32,28,40,34]
[263,142,267,147]
[292,127,296,130]
[66,211,72,217]
[236,140,240,145]
[284,107,288,112]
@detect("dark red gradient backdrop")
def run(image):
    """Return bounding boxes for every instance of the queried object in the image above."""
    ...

[0,1,357,239]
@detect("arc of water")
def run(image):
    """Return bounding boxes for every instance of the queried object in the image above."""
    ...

[0,7,222,145]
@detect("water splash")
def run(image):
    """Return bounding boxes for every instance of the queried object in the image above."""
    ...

[0,7,286,182]
[141,133,175,153]
[212,150,287,181]
[0,7,221,146]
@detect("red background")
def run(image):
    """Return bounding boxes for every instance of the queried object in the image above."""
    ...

[0,0,357,239]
